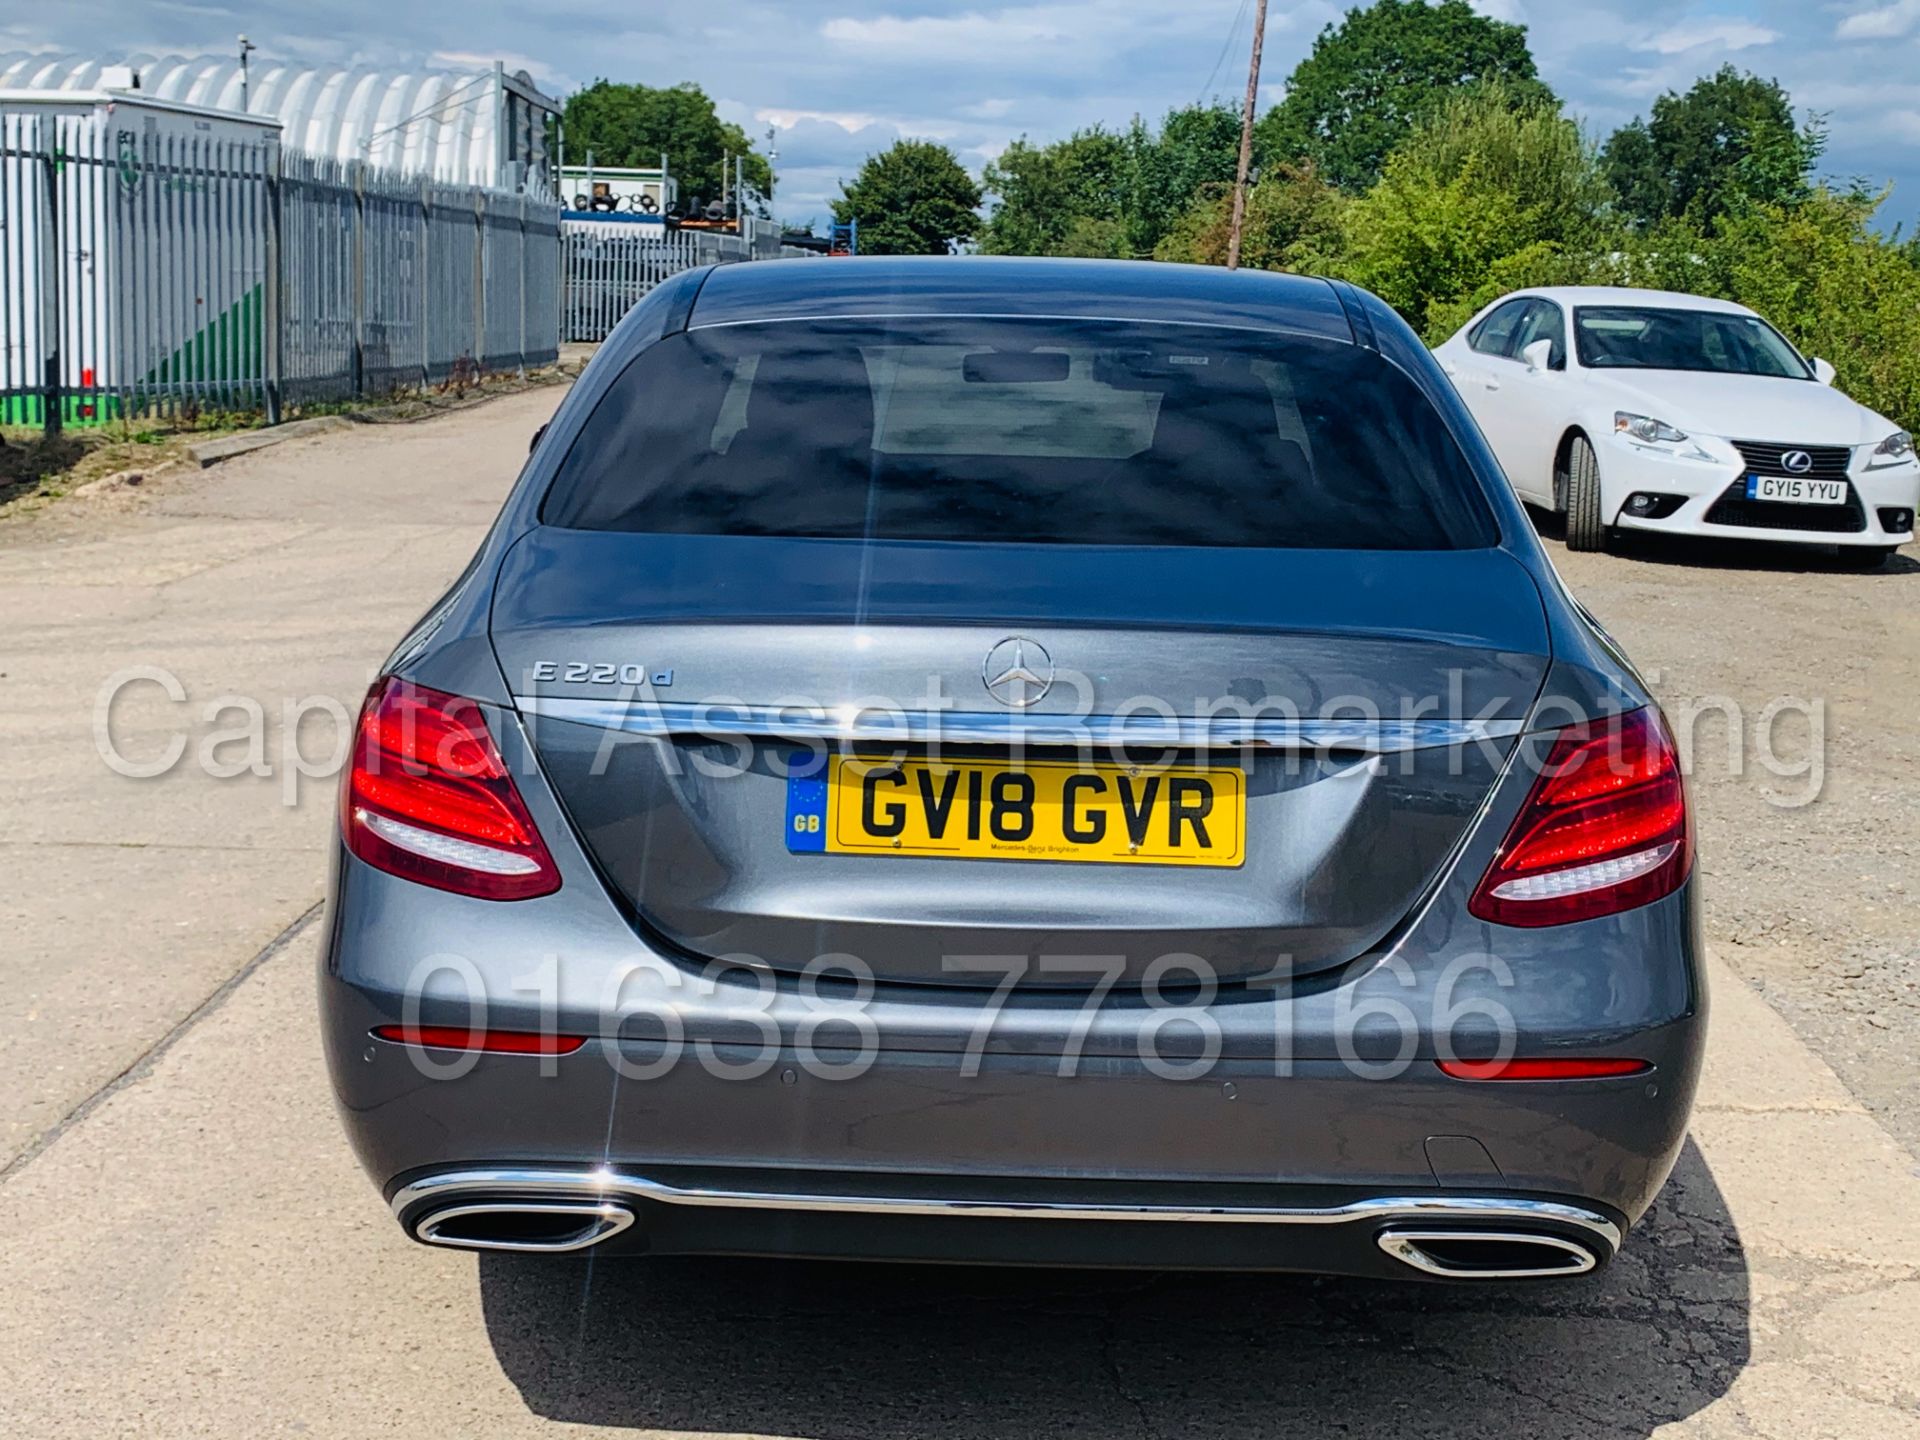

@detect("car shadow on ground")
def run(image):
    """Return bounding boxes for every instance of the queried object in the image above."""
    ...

[478,1139,1747,1439]
[1527,505,1919,576]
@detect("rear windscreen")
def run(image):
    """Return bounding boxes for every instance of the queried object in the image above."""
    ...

[541,318,1496,550]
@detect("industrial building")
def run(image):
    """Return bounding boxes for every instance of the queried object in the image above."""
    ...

[0,51,558,191]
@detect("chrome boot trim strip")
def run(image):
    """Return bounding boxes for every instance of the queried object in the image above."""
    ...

[516,696,1526,755]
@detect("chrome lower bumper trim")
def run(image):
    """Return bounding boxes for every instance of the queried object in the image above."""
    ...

[392,1167,1622,1252]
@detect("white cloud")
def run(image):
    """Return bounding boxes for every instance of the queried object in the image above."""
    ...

[818,1,1246,70]
[1591,61,1702,103]
[1884,109,1920,143]
[1637,19,1779,54]
[759,107,887,133]
[1836,0,1920,41]
[963,97,1018,119]
[758,106,965,143]
[822,8,1078,63]
[1468,0,1527,21]
[150,0,241,18]
[429,48,572,91]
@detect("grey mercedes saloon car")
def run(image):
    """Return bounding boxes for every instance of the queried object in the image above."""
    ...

[322,256,1704,1281]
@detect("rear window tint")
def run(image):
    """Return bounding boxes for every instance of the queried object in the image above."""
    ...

[541,318,1496,550]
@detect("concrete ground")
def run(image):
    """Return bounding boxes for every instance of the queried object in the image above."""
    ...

[1,391,1916,1438]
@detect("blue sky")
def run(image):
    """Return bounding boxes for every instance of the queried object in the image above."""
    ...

[7,0,1919,232]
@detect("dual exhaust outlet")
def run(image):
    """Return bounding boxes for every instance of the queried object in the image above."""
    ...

[406,1188,1604,1279]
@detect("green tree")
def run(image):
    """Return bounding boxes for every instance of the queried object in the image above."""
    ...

[833,140,983,255]
[1330,86,1613,337]
[1256,0,1554,193]
[562,81,770,203]
[1153,163,1346,271]
[979,104,1240,258]
[980,129,1128,255]
[1606,188,1920,432]
[1602,65,1823,228]
[1055,215,1130,258]
[1121,103,1243,255]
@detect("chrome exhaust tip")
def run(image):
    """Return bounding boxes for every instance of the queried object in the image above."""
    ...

[413,1199,635,1253]
[1376,1227,1599,1279]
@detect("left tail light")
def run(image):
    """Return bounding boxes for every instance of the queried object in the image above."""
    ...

[1468,706,1691,927]
[342,678,561,901]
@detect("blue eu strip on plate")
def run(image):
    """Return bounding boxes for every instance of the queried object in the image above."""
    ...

[785,751,828,853]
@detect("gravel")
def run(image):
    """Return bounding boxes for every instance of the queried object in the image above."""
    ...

[1549,527,1920,1151]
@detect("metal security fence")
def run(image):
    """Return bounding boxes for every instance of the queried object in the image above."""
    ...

[1,101,562,434]
[562,226,745,343]
[3,108,274,426]
[277,152,357,405]
[278,154,561,404]
[561,223,814,342]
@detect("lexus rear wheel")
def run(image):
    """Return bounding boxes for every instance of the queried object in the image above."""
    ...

[1563,436,1610,553]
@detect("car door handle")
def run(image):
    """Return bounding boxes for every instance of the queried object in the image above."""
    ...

[1439,360,1459,378]
[1484,379,1501,391]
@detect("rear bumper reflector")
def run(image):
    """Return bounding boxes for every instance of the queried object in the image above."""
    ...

[1436,1057,1650,1081]
[372,1025,588,1056]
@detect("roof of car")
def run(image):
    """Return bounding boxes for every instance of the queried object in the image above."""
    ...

[687,254,1357,341]
[1506,285,1760,315]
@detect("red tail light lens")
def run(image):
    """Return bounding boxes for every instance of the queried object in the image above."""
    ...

[1437,1057,1650,1081]
[372,1025,586,1055]
[343,678,561,901]
[1468,707,1690,927]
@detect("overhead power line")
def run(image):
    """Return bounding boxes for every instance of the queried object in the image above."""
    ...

[1196,0,1254,107]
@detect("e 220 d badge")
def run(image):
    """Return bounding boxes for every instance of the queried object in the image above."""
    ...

[526,661,673,687]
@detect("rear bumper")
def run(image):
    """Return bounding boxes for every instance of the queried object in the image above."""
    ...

[321,846,1707,1275]
[333,1015,1699,1213]
[328,1021,1694,1275]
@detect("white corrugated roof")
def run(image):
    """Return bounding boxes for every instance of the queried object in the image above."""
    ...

[0,52,556,187]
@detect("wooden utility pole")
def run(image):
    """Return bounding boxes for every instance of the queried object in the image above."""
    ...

[1225,0,1269,271]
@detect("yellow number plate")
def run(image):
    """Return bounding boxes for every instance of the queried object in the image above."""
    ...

[786,756,1245,867]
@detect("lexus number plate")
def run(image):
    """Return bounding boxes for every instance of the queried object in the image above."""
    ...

[1747,474,1847,505]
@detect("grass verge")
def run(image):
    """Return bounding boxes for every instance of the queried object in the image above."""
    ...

[0,354,587,524]
[0,423,251,519]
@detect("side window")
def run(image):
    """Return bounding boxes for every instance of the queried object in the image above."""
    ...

[1468,299,1531,358]
[1512,301,1567,369]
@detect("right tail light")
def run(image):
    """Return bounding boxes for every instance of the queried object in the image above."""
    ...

[1468,707,1691,927]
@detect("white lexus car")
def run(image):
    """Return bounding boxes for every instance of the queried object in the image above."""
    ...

[1434,286,1918,566]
